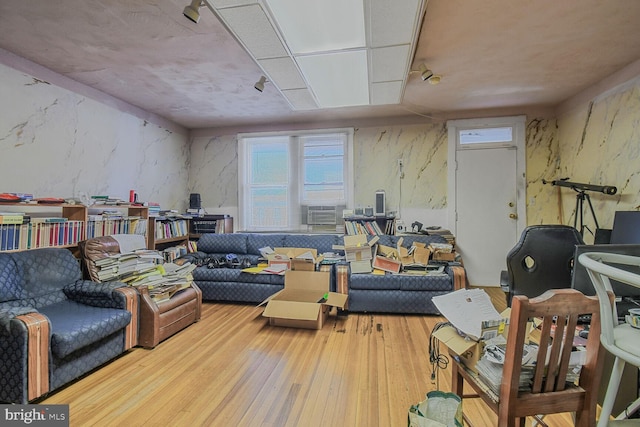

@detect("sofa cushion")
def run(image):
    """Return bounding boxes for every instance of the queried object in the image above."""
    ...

[0,255,27,302]
[246,233,286,255]
[197,234,248,255]
[282,234,339,254]
[398,274,452,291]
[40,300,132,359]
[349,274,400,290]
[193,267,285,285]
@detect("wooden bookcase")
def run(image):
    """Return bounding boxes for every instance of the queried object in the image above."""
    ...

[148,216,190,251]
[0,202,88,252]
[189,215,234,239]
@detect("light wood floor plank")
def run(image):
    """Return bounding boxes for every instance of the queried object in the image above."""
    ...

[41,299,574,426]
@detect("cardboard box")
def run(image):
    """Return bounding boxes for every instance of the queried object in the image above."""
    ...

[372,253,401,273]
[433,310,512,373]
[259,270,348,330]
[338,235,379,263]
[266,247,324,271]
[350,259,372,274]
[433,251,457,262]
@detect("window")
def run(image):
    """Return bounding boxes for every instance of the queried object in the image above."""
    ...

[238,129,353,231]
[459,127,513,145]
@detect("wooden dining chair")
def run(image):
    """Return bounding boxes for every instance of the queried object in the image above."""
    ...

[451,288,605,426]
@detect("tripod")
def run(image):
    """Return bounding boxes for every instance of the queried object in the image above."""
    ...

[573,190,599,237]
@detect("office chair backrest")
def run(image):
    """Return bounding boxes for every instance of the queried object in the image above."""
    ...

[506,225,584,305]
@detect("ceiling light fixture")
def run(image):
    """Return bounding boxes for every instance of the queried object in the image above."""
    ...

[419,64,433,81]
[183,0,203,24]
[410,64,442,85]
[254,76,267,92]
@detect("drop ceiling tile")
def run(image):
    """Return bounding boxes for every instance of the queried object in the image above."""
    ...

[217,4,288,59]
[369,0,423,47]
[207,0,258,9]
[370,81,403,105]
[371,45,412,82]
[265,0,365,54]
[296,50,369,108]
[258,57,307,89]
[281,88,318,110]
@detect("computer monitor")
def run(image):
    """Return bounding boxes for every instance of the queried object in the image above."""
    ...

[610,211,640,244]
[572,244,640,320]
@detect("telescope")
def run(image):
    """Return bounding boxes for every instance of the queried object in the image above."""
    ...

[543,179,617,195]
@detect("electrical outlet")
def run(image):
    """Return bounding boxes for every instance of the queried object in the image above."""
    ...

[398,159,405,179]
[398,159,404,168]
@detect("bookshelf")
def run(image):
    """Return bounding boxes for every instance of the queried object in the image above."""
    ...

[0,203,151,253]
[344,216,395,236]
[86,205,149,246]
[0,202,88,251]
[189,215,233,239]
[148,216,190,251]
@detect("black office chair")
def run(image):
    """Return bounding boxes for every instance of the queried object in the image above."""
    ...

[501,225,584,306]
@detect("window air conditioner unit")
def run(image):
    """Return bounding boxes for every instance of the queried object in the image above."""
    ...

[307,206,337,225]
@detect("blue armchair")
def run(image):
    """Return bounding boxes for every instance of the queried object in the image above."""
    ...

[0,248,138,403]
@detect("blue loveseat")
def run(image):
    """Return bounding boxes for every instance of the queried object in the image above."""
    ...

[188,233,465,314]
[0,248,138,403]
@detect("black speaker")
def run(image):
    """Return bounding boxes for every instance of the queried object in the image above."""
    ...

[189,193,201,209]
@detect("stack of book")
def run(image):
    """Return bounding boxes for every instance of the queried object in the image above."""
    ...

[93,249,196,303]
[124,262,196,303]
[93,249,163,282]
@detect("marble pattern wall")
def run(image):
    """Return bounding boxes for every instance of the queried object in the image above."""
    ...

[0,63,189,210]
[524,118,562,225]
[557,77,640,242]
[188,133,239,218]
[188,123,451,229]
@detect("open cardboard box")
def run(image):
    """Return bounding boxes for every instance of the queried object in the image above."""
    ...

[259,270,347,330]
[334,235,379,263]
[433,309,513,374]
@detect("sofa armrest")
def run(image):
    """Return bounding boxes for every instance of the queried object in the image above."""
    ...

[63,280,131,309]
[63,281,139,349]
[448,265,467,290]
[0,309,50,403]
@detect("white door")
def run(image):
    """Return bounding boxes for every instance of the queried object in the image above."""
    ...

[456,148,518,286]
[447,116,526,287]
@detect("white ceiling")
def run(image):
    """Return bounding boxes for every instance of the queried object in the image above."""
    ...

[1,0,639,131]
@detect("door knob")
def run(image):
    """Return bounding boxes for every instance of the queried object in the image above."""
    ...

[509,213,518,219]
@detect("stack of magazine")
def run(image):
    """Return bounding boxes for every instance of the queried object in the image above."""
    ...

[94,249,163,282]
[93,249,196,303]
[475,343,538,396]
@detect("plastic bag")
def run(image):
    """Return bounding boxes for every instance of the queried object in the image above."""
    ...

[408,390,463,427]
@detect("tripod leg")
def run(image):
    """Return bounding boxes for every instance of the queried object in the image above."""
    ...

[585,193,600,230]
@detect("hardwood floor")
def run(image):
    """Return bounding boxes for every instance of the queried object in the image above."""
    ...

[41,297,575,426]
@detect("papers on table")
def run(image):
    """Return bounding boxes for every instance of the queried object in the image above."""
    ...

[432,288,503,341]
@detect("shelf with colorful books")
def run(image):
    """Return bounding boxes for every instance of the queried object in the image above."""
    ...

[343,216,388,236]
[0,203,88,251]
[86,205,149,247]
[148,215,190,250]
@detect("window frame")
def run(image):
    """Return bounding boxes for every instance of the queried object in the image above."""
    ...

[238,128,354,232]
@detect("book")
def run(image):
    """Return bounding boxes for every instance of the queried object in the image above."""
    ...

[0,215,26,224]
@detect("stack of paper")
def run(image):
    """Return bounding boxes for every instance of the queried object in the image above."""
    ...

[432,288,503,340]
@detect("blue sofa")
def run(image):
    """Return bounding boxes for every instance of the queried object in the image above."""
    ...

[0,248,138,403]
[189,233,465,314]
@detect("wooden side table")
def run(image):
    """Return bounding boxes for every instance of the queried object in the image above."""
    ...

[138,283,202,348]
